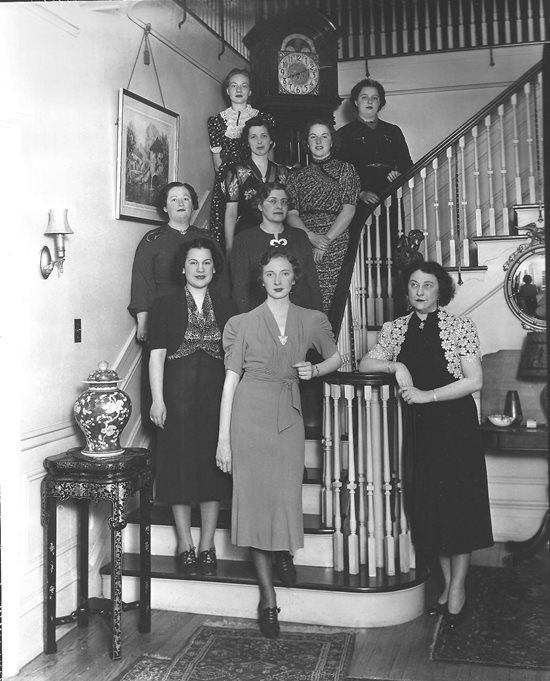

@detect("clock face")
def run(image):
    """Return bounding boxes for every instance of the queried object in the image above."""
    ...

[278,50,320,96]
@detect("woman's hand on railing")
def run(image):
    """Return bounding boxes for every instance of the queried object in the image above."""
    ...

[386,170,401,182]
[359,190,380,204]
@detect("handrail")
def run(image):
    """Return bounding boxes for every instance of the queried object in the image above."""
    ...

[328,59,543,337]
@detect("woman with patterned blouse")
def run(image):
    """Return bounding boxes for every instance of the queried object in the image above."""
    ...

[359,261,493,629]
[286,119,360,313]
[149,236,235,577]
[223,117,289,254]
[208,69,275,251]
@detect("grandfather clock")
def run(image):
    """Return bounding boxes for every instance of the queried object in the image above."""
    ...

[243,8,340,167]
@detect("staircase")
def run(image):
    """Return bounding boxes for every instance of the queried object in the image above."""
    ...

[102,53,546,631]
[101,438,425,627]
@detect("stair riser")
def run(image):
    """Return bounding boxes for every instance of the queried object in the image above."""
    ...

[123,525,334,567]
[104,575,424,627]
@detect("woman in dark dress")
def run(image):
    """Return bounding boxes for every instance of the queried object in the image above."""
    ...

[337,77,413,205]
[223,116,289,253]
[149,237,235,576]
[128,182,215,426]
[286,119,360,313]
[359,261,493,628]
[208,68,275,250]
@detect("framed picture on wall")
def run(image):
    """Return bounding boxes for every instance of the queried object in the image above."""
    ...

[116,89,179,223]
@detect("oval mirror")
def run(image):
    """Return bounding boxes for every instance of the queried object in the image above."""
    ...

[504,244,546,331]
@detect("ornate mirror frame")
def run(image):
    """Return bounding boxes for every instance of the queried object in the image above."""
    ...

[503,226,546,332]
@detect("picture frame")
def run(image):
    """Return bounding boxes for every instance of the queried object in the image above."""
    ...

[116,89,179,223]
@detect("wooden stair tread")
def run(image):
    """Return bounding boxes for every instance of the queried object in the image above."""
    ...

[128,506,332,534]
[102,553,426,593]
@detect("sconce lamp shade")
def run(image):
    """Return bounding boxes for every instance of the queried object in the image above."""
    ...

[517,331,547,381]
[45,208,74,235]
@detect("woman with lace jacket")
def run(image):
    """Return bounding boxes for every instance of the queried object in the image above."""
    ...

[359,261,493,628]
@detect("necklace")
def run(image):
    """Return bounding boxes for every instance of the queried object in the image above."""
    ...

[278,335,288,346]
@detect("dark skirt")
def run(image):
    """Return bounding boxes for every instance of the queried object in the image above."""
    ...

[155,350,231,504]
[404,395,493,558]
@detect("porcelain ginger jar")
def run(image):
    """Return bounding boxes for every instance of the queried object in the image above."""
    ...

[73,361,132,457]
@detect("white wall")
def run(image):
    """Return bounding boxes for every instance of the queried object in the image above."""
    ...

[1,1,245,674]
[336,44,543,162]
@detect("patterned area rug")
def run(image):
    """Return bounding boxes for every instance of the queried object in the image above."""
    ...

[114,625,355,681]
[430,560,550,670]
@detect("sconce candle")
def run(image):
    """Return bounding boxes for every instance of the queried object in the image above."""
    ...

[40,208,74,278]
[73,361,132,458]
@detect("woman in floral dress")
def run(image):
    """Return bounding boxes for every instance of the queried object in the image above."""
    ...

[208,68,275,252]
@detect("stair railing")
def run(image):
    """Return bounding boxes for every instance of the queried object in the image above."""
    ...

[322,372,414,577]
[329,59,543,366]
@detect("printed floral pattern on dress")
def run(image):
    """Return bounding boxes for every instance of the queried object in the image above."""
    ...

[367,309,480,379]
[168,289,222,361]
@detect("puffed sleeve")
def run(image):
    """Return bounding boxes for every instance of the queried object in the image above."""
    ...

[208,114,224,154]
[128,236,156,316]
[366,321,395,361]
[223,314,247,374]
[310,311,339,358]
[339,161,361,206]
[457,316,481,359]
[148,296,169,350]
[285,170,301,213]
[223,163,241,202]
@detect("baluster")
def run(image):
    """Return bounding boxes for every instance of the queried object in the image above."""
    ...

[322,382,333,528]
[480,0,488,45]
[366,217,375,325]
[435,0,443,50]
[485,115,496,236]
[471,128,482,238]
[338,303,351,371]
[356,387,367,565]
[369,0,376,58]
[497,104,510,234]
[407,177,415,238]
[370,387,384,568]
[344,385,359,574]
[446,147,456,266]
[396,186,404,241]
[458,136,470,263]
[516,0,522,43]
[524,82,537,202]
[351,253,361,365]
[380,385,395,575]
[373,206,384,325]
[331,384,344,572]
[395,395,409,572]
[511,93,522,203]
[458,0,465,47]
[527,0,534,41]
[363,386,377,576]
[432,158,442,263]
[384,199,394,321]
[380,0,387,55]
[504,0,511,43]
[390,0,398,54]
[359,231,368,356]
[412,0,420,52]
[536,73,544,202]
[420,167,429,259]
[358,0,365,58]
[446,0,453,47]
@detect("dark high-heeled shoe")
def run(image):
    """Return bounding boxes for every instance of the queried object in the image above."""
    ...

[176,547,198,576]
[198,548,217,576]
[274,551,297,588]
[258,604,281,639]
[445,599,468,628]
[426,601,448,616]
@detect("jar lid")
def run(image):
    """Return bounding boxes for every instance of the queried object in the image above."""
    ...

[84,360,121,384]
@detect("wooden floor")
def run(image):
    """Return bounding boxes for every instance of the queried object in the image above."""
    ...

[7,543,550,681]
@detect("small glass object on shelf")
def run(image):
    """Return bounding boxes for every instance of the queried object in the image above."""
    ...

[503,390,523,426]
[73,361,132,458]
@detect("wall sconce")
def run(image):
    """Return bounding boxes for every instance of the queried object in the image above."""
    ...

[40,208,74,279]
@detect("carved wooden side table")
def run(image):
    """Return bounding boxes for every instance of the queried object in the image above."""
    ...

[41,447,152,660]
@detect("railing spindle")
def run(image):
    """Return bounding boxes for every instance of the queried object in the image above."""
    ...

[511,93,523,203]
[471,128,483,237]
[366,218,375,325]
[385,199,394,321]
[432,158,442,263]
[497,104,509,233]
[373,206,384,325]
[446,147,456,265]
[331,384,344,572]
[523,82,537,202]
[356,387,367,565]
[485,115,496,236]
[322,382,333,528]
[364,385,377,575]
[420,167,429,259]
[344,385,359,574]
[458,136,470,262]
[380,385,395,575]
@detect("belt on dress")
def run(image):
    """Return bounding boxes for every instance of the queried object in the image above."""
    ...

[243,372,301,433]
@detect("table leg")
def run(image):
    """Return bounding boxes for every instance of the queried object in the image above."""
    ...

[77,499,90,627]
[45,496,57,654]
[505,509,549,561]
[110,521,123,660]
[139,481,151,634]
